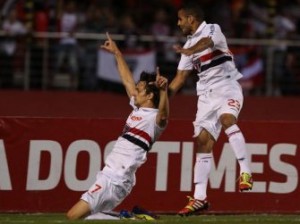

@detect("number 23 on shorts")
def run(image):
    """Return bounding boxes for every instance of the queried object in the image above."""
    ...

[227,99,241,111]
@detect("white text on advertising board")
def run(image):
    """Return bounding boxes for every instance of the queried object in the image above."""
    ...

[0,140,298,193]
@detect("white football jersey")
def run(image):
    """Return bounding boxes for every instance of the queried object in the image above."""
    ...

[102,97,165,190]
[178,21,243,94]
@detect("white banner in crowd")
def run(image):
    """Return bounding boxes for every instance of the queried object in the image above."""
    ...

[97,49,156,83]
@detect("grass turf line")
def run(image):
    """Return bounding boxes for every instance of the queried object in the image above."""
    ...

[0,213,300,224]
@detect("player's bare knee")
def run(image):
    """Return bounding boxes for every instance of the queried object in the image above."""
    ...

[66,211,73,220]
[66,210,78,220]
[196,131,214,153]
[220,114,236,129]
[197,132,207,145]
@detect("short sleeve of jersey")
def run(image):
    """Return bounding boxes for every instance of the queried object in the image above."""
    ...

[177,40,194,71]
[177,53,194,71]
[208,24,224,49]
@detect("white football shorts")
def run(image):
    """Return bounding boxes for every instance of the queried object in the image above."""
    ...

[81,172,131,214]
[193,80,244,140]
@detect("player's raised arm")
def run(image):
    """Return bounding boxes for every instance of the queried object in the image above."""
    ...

[155,67,169,128]
[101,32,136,98]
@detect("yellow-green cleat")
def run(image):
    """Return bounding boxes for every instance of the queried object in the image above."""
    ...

[239,172,253,192]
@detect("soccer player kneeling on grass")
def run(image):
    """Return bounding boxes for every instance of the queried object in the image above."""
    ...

[66,33,169,220]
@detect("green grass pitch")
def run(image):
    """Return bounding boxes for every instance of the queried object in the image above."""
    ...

[0,213,300,224]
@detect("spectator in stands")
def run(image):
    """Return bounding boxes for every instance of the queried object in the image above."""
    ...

[280,46,300,95]
[79,5,105,91]
[101,6,119,34]
[238,47,264,95]
[118,13,142,51]
[0,8,27,88]
[272,6,297,95]
[30,1,49,89]
[54,0,79,90]
[150,8,171,61]
[149,6,180,86]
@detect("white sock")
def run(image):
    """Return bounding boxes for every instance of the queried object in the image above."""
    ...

[193,153,212,200]
[225,124,251,175]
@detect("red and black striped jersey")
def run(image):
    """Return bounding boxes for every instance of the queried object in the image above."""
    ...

[102,97,165,189]
[178,21,243,94]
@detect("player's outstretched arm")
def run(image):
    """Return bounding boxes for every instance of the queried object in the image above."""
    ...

[101,32,136,98]
[154,67,169,128]
[168,37,214,97]
[173,37,213,56]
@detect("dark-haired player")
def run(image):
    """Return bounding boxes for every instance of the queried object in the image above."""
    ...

[169,3,253,216]
[66,33,169,220]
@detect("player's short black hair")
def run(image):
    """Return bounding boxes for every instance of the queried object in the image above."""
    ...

[139,71,160,108]
[180,2,204,21]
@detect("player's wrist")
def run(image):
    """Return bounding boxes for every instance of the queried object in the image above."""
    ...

[114,50,122,56]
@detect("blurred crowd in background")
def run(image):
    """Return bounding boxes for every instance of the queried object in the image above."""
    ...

[0,0,300,96]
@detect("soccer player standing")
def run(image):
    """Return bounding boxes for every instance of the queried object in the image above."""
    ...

[66,33,169,220]
[168,3,253,216]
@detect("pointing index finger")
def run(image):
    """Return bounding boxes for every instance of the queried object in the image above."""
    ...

[156,67,161,81]
[106,32,112,41]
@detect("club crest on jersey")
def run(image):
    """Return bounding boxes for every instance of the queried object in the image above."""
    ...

[192,58,201,72]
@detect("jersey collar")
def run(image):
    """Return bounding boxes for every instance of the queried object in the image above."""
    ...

[140,107,158,112]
